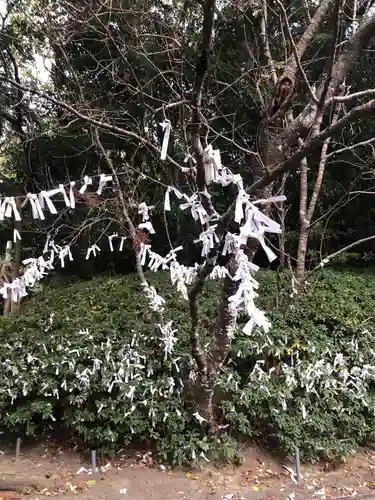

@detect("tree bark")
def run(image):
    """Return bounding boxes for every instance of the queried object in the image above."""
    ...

[295,103,339,279]
[3,241,13,315]
[188,0,216,378]
[296,223,309,279]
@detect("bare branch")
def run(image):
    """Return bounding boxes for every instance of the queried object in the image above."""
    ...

[93,128,155,294]
[277,0,334,87]
[251,97,375,193]
[309,235,375,274]
[150,99,191,115]
[259,0,277,87]
[307,104,341,221]
[288,9,375,138]
[276,0,319,104]
[330,89,375,103]
[188,0,218,375]
[326,12,375,99]
[327,136,375,159]
[0,76,184,172]
[191,0,215,192]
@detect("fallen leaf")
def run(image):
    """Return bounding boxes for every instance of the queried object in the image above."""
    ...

[186,472,200,480]
[84,480,96,487]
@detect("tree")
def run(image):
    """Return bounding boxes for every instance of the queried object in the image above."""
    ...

[2,0,375,428]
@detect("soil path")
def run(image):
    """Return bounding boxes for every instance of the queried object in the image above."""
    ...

[1,444,375,499]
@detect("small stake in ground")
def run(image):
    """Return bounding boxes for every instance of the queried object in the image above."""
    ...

[91,449,97,475]
[295,447,302,482]
[15,438,21,459]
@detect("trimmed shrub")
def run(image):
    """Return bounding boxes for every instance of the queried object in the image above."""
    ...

[1,269,375,463]
[0,273,216,464]
[223,269,375,461]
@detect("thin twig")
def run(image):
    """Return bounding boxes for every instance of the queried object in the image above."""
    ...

[309,235,375,274]
[327,136,375,159]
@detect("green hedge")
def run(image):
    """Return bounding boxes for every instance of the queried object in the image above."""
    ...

[1,269,375,464]
[225,269,375,461]
[0,273,217,464]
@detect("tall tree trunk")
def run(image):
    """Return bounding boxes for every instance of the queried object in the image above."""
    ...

[3,241,13,315]
[11,202,22,313]
[296,222,310,279]
[276,174,288,268]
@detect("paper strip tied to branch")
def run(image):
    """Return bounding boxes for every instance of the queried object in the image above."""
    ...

[23,193,45,220]
[0,278,28,302]
[79,175,93,194]
[22,256,54,287]
[158,321,178,360]
[222,232,240,256]
[148,250,170,272]
[69,182,76,208]
[160,119,171,161]
[169,259,188,300]
[225,195,286,338]
[119,236,127,251]
[59,245,73,268]
[86,244,101,260]
[59,184,71,207]
[138,221,155,234]
[138,202,153,221]
[142,282,165,312]
[0,197,21,221]
[203,145,222,185]
[227,250,271,336]
[180,193,210,225]
[39,189,58,214]
[238,197,285,263]
[108,233,118,252]
[147,246,182,272]
[194,225,219,257]
[138,243,151,266]
[97,174,113,195]
[13,229,21,242]
[164,186,187,211]
[235,190,250,224]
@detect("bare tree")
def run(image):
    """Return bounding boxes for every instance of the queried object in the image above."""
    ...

[2,0,375,425]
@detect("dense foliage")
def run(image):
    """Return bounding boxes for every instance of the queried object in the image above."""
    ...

[3,0,375,470]
[1,269,375,464]
[1,0,375,275]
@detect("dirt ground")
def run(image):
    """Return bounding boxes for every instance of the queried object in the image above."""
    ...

[1,443,375,500]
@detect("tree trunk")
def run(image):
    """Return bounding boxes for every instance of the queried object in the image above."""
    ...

[3,240,13,315]
[296,223,309,280]
[193,255,239,426]
[11,201,22,313]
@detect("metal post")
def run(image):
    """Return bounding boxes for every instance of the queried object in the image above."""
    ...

[295,446,302,482]
[15,438,21,459]
[91,449,97,475]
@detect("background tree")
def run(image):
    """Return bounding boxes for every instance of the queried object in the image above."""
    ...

[3,0,375,432]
